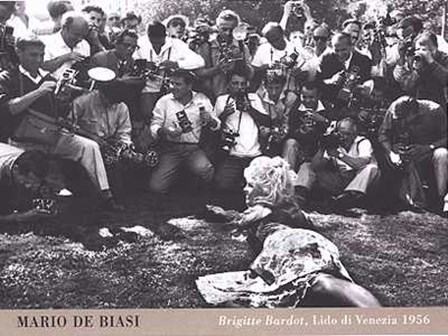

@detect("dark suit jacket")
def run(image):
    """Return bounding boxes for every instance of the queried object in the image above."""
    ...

[91,50,135,77]
[317,50,372,102]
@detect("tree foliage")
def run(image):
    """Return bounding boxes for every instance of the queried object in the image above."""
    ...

[132,0,447,36]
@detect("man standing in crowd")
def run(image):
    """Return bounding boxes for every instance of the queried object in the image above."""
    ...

[81,5,108,55]
[294,118,380,210]
[34,0,74,36]
[41,11,90,80]
[252,22,317,92]
[0,2,17,74]
[133,21,205,124]
[318,32,372,107]
[213,69,270,210]
[148,69,218,196]
[195,10,252,101]
[7,1,39,40]
[121,12,141,31]
[164,15,189,40]
[0,37,119,210]
[378,96,447,213]
[312,25,331,57]
[394,31,448,109]
[105,12,122,45]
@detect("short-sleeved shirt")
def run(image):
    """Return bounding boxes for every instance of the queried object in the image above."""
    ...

[214,93,268,158]
[42,31,90,79]
[133,37,205,93]
[150,91,216,144]
[324,136,374,171]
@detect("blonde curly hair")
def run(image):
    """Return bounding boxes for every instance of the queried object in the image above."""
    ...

[244,156,297,208]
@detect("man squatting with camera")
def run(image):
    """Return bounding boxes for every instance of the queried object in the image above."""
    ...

[0,0,446,219]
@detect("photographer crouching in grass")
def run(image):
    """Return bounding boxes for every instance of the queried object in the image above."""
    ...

[0,143,64,225]
[294,117,380,211]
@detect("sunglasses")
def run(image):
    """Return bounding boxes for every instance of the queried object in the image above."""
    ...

[121,42,139,50]
[109,16,120,21]
[313,36,327,41]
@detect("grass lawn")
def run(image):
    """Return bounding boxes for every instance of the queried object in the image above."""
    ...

[0,192,447,309]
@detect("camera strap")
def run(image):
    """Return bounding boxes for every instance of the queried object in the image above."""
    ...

[224,94,243,134]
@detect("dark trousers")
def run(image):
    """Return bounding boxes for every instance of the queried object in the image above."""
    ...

[213,155,254,210]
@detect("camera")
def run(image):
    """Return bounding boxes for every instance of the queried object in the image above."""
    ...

[176,110,193,133]
[221,128,239,152]
[413,54,422,62]
[232,91,249,112]
[320,132,343,150]
[133,59,172,94]
[403,40,415,57]
[290,1,305,17]
[70,56,91,85]
[33,198,58,215]
[336,66,361,102]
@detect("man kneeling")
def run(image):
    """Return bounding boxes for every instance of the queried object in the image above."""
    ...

[148,69,219,198]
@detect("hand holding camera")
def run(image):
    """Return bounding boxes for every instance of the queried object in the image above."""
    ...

[165,121,183,137]
[64,52,87,64]
[199,107,213,126]
[159,60,179,71]
[38,81,57,95]
[326,147,342,159]
[218,57,235,73]
[327,70,345,86]
[283,1,295,16]
[221,101,236,119]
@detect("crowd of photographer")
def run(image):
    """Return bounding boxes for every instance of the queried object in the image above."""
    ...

[0,0,446,226]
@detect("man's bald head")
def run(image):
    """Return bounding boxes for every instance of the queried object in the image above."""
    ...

[61,11,89,48]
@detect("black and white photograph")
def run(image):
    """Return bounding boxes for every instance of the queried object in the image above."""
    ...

[0,0,446,325]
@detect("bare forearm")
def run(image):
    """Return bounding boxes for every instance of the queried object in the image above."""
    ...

[42,55,68,73]
[8,89,44,116]
[195,65,221,78]
[339,154,371,169]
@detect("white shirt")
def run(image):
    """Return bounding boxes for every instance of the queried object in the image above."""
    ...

[214,93,267,158]
[42,31,90,79]
[252,40,295,68]
[150,91,217,144]
[72,90,132,144]
[324,136,375,171]
[344,52,354,70]
[133,37,205,93]
[7,15,39,40]
[252,40,317,85]
[297,100,326,113]
[0,143,24,179]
